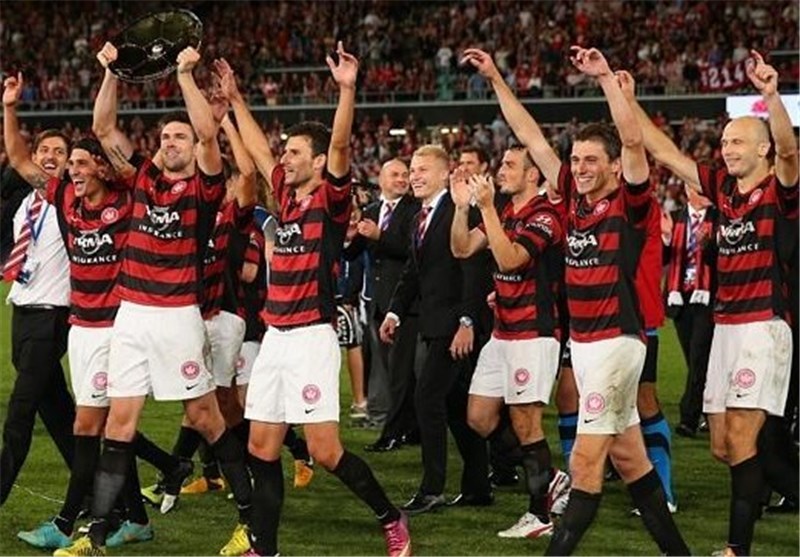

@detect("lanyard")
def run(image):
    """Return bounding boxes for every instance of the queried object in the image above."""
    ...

[27,199,49,244]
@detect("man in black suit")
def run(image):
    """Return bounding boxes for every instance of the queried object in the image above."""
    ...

[345,159,421,451]
[662,184,716,438]
[380,145,491,515]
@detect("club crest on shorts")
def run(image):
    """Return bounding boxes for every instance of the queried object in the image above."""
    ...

[181,361,201,380]
[101,207,119,224]
[302,384,321,404]
[733,368,756,389]
[513,368,530,386]
[92,371,108,390]
[585,392,605,414]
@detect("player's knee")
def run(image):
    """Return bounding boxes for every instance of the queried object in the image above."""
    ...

[467,411,495,438]
[73,411,105,436]
[569,448,604,491]
[307,442,343,471]
[710,444,729,464]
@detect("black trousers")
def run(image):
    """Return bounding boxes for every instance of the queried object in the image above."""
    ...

[415,336,489,497]
[1,305,75,505]
[672,301,714,430]
[376,313,419,441]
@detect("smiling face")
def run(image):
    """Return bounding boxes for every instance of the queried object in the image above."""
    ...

[409,152,449,204]
[378,159,409,200]
[570,139,621,199]
[32,136,69,179]
[159,121,196,173]
[458,151,487,177]
[279,135,325,188]
[721,117,771,180]
[68,148,106,200]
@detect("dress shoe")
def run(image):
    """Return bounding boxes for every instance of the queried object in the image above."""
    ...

[489,470,519,487]
[675,423,697,438]
[698,417,709,432]
[401,493,446,515]
[400,430,421,445]
[364,437,403,453]
[447,492,494,507]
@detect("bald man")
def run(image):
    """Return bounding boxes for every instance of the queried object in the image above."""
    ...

[620,50,798,556]
[345,159,422,451]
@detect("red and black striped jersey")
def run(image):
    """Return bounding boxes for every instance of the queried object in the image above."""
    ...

[239,220,267,341]
[261,165,352,328]
[698,164,799,324]
[481,193,564,340]
[559,164,652,343]
[201,200,251,319]
[635,197,666,329]
[116,154,224,307]
[46,176,132,327]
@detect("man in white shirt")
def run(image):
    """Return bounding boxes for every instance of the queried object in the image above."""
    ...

[1,83,74,506]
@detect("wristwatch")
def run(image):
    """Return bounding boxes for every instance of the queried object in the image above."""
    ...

[459,316,474,328]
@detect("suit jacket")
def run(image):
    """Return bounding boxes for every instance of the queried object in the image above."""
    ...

[345,195,419,315]
[389,192,490,340]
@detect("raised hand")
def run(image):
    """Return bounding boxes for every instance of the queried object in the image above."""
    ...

[615,70,636,101]
[468,173,495,210]
[97,42,118,69]
[327,41,359,89]
[213,58,242,101]
[746,50,778,96]
[449,167,472,208]
[459,48,501,81]
[570,46,612,78]
[209,89,230,125]
[177,46,201,74]
[3,72,23,106]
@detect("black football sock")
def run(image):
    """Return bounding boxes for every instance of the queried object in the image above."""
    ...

[172,425,203,460]
[520,439,552,521]
[211,429,252,524]
[248,455,283,556]
[121,454,148,525]
[133,431,179,477]
[199,439,222,480]
[728,456,765,556]
[283,427,310,462]
[232,419,250,447]
[331,450,399,524]
[545,489,601,556]
[56,435,101,535]
[88,439,132,546]
[628,469,690,555]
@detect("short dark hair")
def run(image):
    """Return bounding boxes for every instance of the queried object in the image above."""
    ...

[507,144,544,186]
[285,121,331,157]
[158,111,197,142]
[72,136,110,165]
[33,129,70,152]
[574,123,622,161]
[460,145,489,165]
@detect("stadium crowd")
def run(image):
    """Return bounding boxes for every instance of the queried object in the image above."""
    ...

[1,0,798,108]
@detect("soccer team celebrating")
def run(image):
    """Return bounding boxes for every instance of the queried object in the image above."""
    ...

[1,32,796,557]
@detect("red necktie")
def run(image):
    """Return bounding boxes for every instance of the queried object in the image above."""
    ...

[3,191,44,282]
[415,206,431,246]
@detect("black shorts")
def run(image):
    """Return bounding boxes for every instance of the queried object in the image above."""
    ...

[639,332,659,383]
[335,305,362,349]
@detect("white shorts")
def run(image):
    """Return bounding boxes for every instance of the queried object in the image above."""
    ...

[703,319,793,416]
[245,323,340,424]
[206,311,246,387]
[108,301,215,401]
[68,325,112,408]
[572,336,646,435]
[235,340,261,386]
[469,336,560,404]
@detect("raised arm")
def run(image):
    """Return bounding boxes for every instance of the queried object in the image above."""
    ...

[460,48,561,186]
[92,42,136,174]
[215,58,277,184]
[616,70,701,190]
[3,73,49,189]
[450,167,488,258]
[175,47,222,176]
[747,50,798,187]
[221,115,257,207]
[326,41,359,179]
[571,47,648,185]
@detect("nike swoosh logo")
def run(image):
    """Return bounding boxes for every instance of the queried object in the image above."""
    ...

[735,393,750,398]
[583,417,599,424]
[515,390,526,395]
[91,393,104,399]
[304,408,316,414]
[185,384,199,390]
